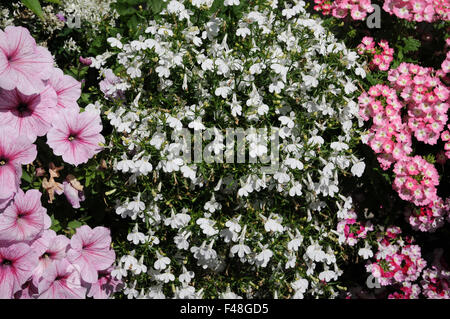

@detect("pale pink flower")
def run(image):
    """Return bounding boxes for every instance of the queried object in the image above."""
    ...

[85,266,124,299]
[0,86,57,142]
[0,129,37,201]
[13,280,39,299]
[66,225,115,283]
[37,259,86,299]
[30,229,70,286]
[46,110,105,166]
[63,181,85,209]
[47,68,81,112]
[0,189,50,244]
[0,26,53,95]
[0,243,38,298]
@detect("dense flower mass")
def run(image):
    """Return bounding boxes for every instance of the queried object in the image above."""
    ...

[0,0,449,300]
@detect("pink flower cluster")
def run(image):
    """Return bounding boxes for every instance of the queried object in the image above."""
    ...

[357,37,394,72]
[330,0,375,20]
[383,0,450,22]
[392,155,440,207]
[420,266,450,299]
[358,84,413,170]
[388,63,449,146]
[0,26,105,204]
[366,226,427,286]
[336,210,373,246]
[313,0,333,16]
[313,0,450,22]
[359,61,449,217]
[388,282,421,299]
[0,190,120,299]
[405,198,449,232]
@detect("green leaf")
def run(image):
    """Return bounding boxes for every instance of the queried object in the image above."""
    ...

[21,170,32,183]
[149,0,165,14]
[21,0,44,20]
[402,36,421,54]
[50,215,62,232]
[43,0,61,4]
[68,220,83,229]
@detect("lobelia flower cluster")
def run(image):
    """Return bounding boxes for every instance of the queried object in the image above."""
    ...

[0,25,118,299]
[90,0,370,298]
[357,37,394,72]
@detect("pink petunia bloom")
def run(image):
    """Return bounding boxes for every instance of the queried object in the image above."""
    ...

[47,68,81,112]
[0,26,53,95]
[85,266,124,299]
[66,225,115,284]
[0,189,50,244]
[30,229,70,287]
[13,280,39,299]
[0,129,37,201]
[37,259,86,299]
[0,242,38,298]
[63,181,85,209]
[0,195,12,211]
[0,86,57,142]
[46,109,105,166]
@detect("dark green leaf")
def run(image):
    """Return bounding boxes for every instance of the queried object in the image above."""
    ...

[21,0,44,20]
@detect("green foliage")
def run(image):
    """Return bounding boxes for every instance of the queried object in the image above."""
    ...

[21,0,44,20]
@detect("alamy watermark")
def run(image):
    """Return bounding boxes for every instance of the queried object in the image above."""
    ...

[367,4,381,29]
[155,127,281,174]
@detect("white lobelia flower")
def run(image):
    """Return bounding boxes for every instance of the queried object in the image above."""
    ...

[351,161,366,177]
[224,0,240,6]
[154,252,171,270]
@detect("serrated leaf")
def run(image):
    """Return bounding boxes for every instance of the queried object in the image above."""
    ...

[402,37,421,54]
[21,0,44,20]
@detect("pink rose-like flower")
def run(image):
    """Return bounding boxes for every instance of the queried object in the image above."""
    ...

[85,266,124,299]
[0,86,57,142]
[66,225,115,284]
[37,259,86,299]
[0,129,37,201]
[0,189,50,244]
[0,26,53,95]
[0,243,38,298]
[47,68,81,112]
[30,229,70,286]
[47,109,105,166]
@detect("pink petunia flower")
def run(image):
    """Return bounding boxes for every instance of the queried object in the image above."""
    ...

[0,189,50,244]
[0,242,38,298]
[46,109,105,166]
[63,181,85,209]
[47,68,81,112]
[0,86,57,142]
[13,280,39,299]
[37,259,86,299]
[66,225,115,284]
[0,26,53,95]
[0,128,37,201]
[30,229,70,287]
[85,266,124,299]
